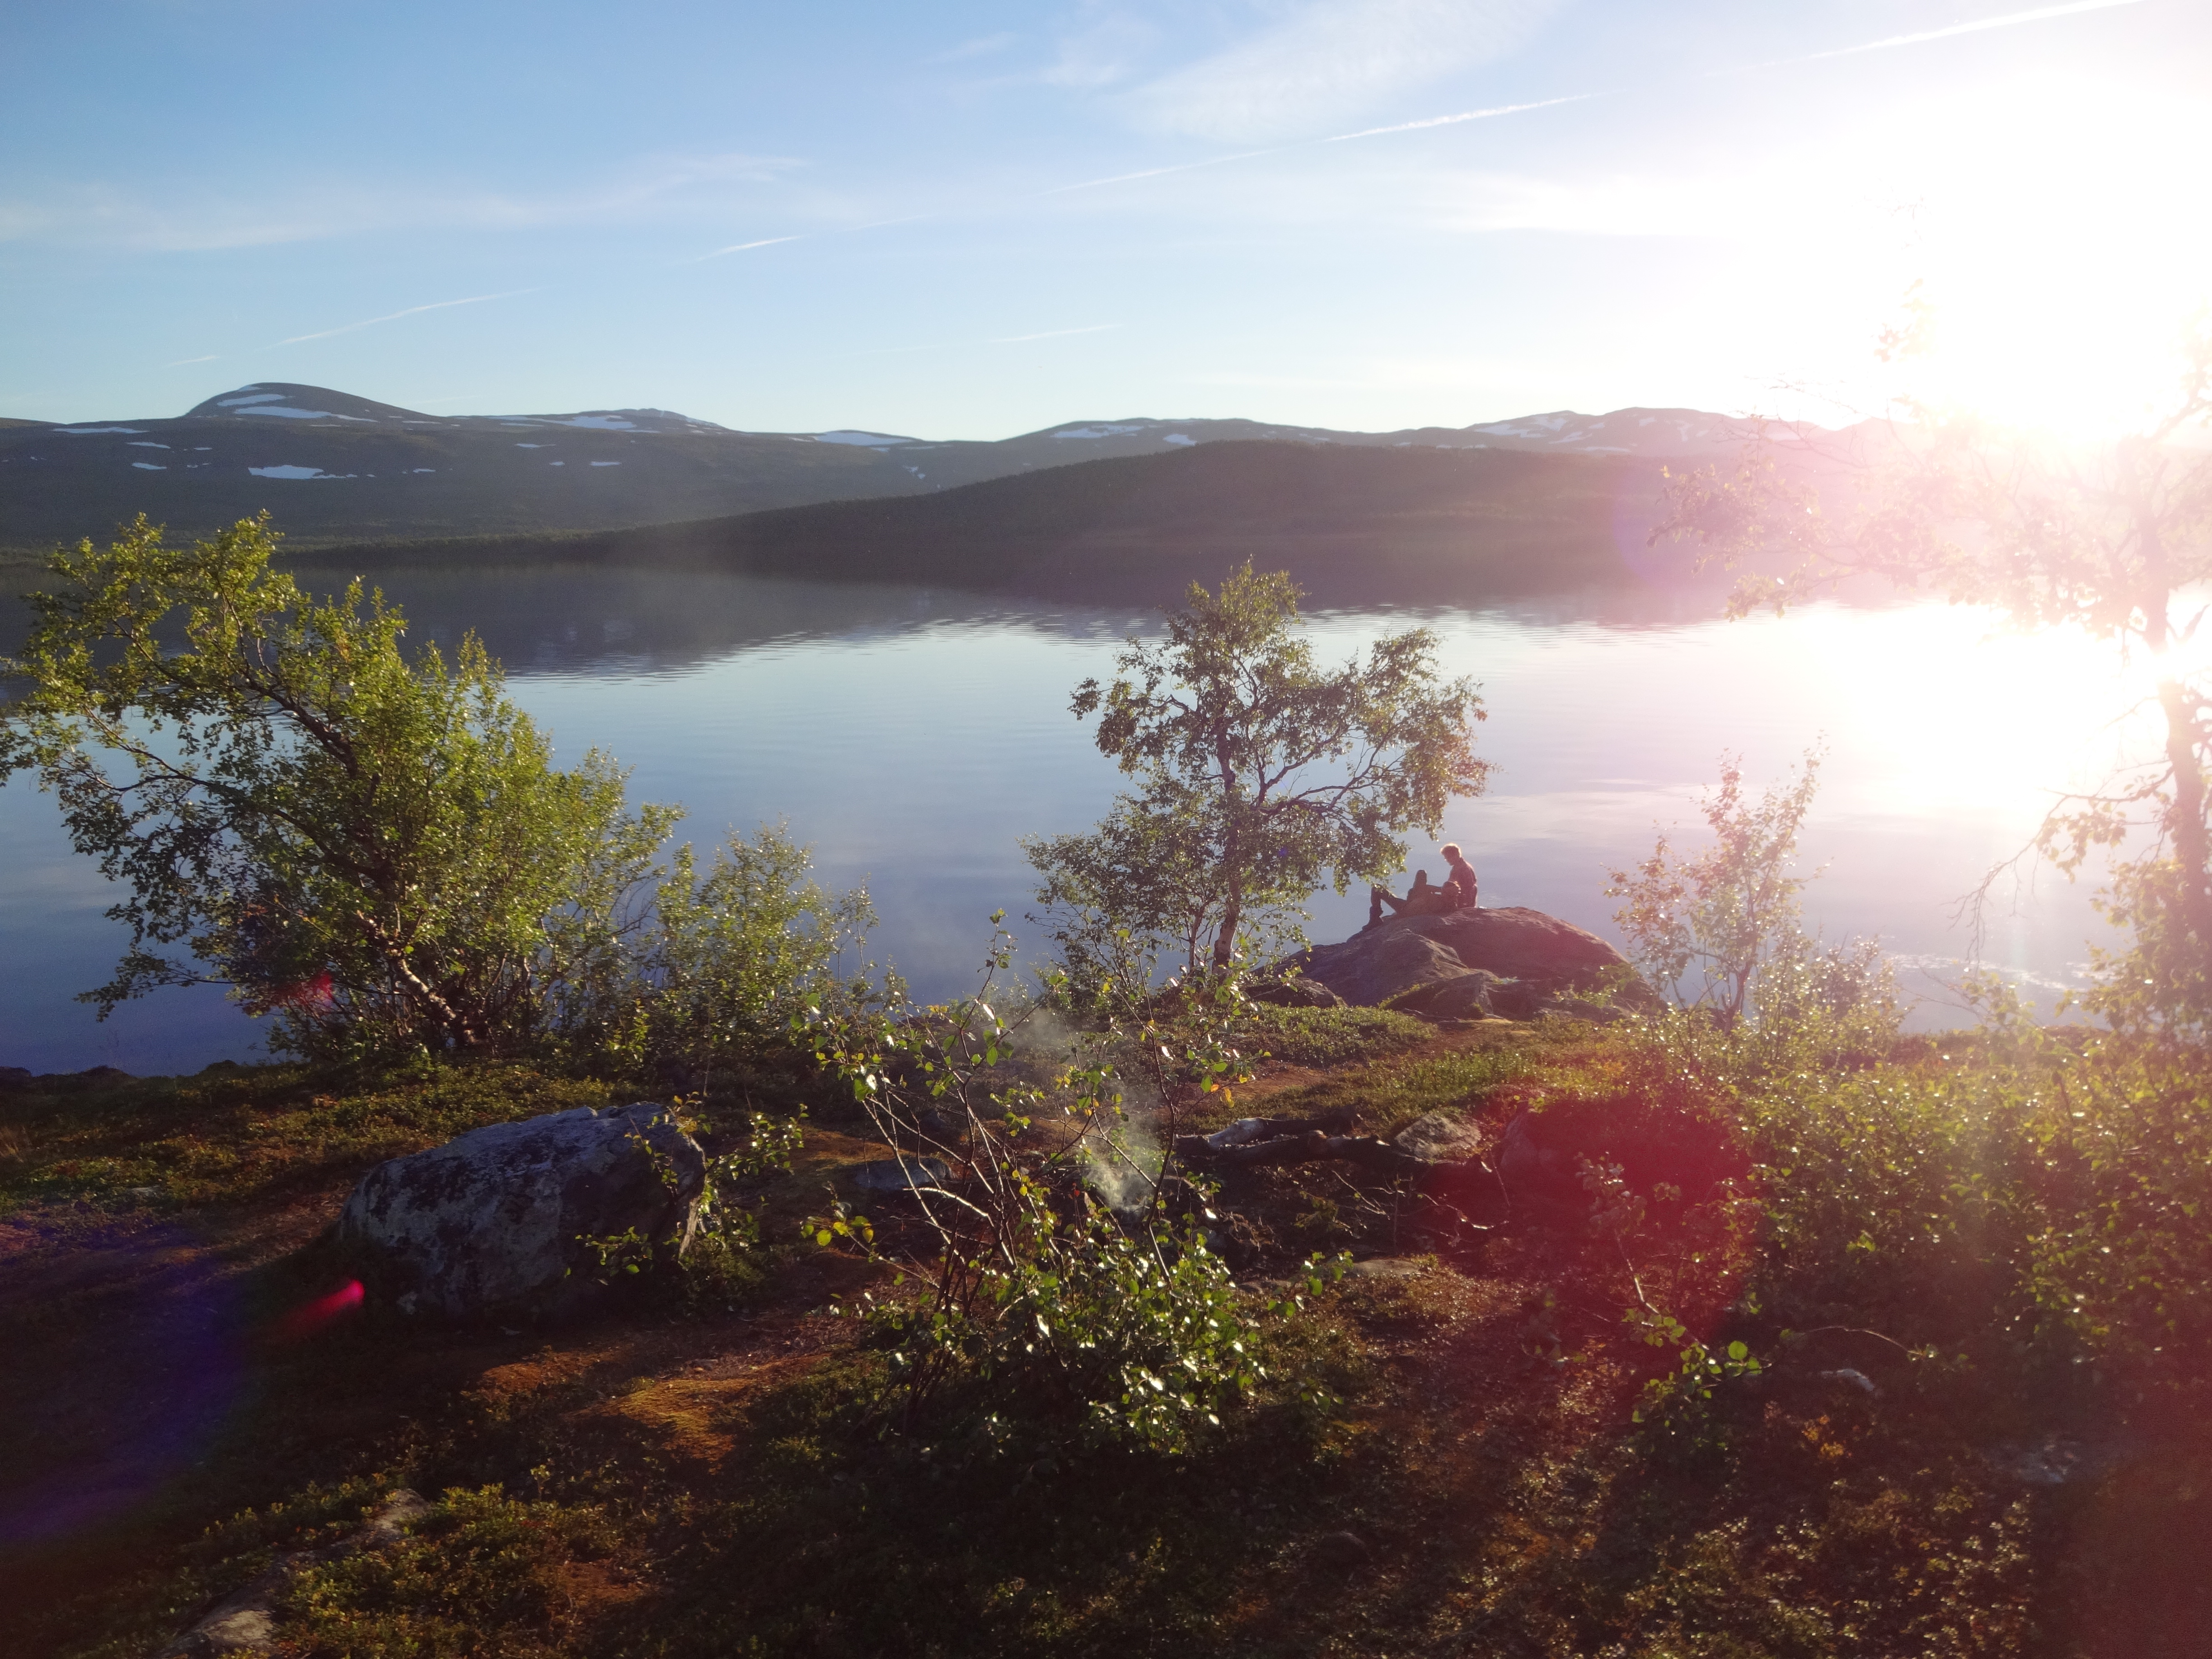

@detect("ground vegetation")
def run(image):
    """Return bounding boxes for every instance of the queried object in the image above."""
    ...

[5,544,2212,1656]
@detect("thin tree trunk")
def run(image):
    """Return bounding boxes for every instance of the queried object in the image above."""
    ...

[1213,876,1242,971]
[2157,676,2212,947]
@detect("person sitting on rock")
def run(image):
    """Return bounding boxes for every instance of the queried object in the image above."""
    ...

[1368,869,1453,926]
[1439,842,1478,910]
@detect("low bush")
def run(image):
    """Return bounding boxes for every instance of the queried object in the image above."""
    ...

[278,1486,621,1659]
[807,942,1334,1457]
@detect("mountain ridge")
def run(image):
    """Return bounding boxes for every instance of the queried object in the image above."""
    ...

[2,381,1795,560]
[304,436,1693,609]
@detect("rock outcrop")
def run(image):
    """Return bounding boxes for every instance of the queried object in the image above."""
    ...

[1280,906,1649,1021]
[336,1102,705,1319]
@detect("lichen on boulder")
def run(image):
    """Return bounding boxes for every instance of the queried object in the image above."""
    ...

[336,1102,705,1319]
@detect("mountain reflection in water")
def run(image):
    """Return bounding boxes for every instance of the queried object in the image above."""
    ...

[0,566,2127,1074]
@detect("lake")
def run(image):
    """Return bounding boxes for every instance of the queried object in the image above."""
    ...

[0,565,2140,1074]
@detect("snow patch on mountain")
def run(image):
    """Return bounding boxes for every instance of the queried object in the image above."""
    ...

[239,406,371,421]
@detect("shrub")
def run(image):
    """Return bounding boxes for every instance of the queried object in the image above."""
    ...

[0,518,878,1076]
[806,933,1327,1457]
[550,822,886,1088]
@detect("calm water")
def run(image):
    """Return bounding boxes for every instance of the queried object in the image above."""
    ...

[0,567,2137,1074]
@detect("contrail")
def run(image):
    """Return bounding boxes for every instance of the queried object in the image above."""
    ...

[1043,149,1282,196]
[701,234,803,259]
[277,289,534,347]
[1734,0,2147,73]
[1326,91,1603,143]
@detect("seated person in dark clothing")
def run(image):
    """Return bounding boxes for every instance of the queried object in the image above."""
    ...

[1369,869,1452,925]
[1369,844,1479,927]
[1439,842,1478,910]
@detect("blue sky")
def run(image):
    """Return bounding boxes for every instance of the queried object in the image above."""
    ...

[5,0,2204,436]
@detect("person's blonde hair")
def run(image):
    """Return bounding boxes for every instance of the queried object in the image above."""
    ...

[1441,842,1462,859]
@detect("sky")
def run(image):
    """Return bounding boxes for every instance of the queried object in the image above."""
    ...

[4,0,2207,439]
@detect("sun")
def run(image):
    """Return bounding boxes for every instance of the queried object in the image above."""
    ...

[1875,77,2211,445]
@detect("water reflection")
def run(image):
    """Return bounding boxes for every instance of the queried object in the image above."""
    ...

[0,565,2130,1074]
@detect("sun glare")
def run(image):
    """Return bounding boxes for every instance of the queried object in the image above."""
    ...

[1898,80,2208,443]
[1734,75,2211,445]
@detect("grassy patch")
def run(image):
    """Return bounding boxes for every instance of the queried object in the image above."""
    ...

[1232,1003,1433,1068]
[1228,1022,1579,1138]
[0,1060,620,1218]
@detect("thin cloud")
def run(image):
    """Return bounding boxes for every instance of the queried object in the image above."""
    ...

[1735,0,2147,73]
[3,152,803,253]
[1121,0,1565,143]
[1045,0,2142,205]
[1045,90,1590,197]
[844,323,1121,358]
[165,354,217,366]
[928,32,1017,66]
[988,323,1120,344]
[276,289,534,347]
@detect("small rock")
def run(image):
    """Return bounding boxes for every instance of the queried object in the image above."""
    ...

[1393,1111,1485,1164]
[1534,996,1627,1026]
[1311,1530,1371,1571]
[191,1607,276,1653]
[1247,976,1345,1009]
[358,1489,431,1545]
[1986,1437,2114,1488]
[853,1156,952,1193]
[1345,1258,1425,1280]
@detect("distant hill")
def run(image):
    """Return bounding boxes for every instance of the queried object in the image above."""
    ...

[0,381,1771,563]
[314,439,1700,608]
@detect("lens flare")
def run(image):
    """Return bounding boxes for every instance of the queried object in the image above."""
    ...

[273,1279,365,1342]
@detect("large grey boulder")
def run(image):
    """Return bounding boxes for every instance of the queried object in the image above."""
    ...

[336,1102,705,1318]
[1282,906,1648,1015]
